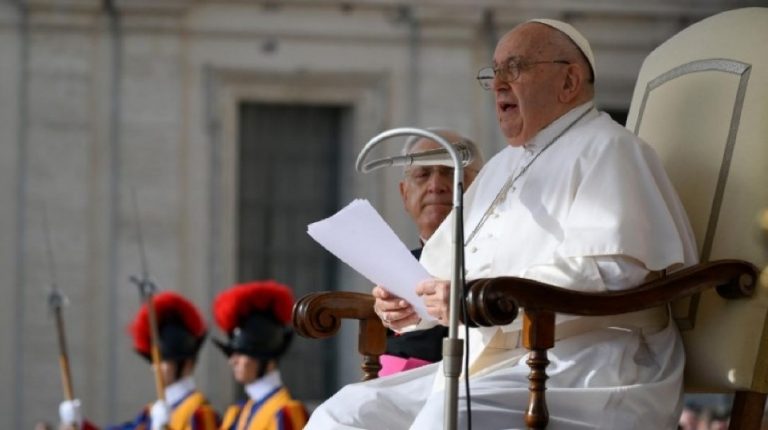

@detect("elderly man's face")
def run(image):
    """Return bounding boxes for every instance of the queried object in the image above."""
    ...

[399,138,480,240]
[492,24,571,147]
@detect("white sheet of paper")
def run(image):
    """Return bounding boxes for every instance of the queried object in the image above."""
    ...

[307,199,435,322]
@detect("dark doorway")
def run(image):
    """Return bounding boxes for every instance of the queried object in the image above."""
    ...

[237,102,347,402]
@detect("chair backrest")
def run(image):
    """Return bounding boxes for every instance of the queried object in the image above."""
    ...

[626,7,768,393]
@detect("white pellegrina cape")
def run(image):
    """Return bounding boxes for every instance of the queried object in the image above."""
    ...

[305,102,698,430]
[421,102,698,375]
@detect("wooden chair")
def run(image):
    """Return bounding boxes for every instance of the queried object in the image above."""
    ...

[292,7,768,429]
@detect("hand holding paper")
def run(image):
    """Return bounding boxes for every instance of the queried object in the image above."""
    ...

[307,199,436,322]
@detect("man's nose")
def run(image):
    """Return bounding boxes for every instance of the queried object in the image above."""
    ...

[493,73,509,91]
[425,170,452,193]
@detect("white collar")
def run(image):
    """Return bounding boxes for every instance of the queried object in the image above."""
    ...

[165,375,196,407]
[245,370,283,403]
[523,101,594,153]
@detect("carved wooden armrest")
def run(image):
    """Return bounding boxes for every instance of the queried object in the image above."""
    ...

[292,291,386,380]
[464,259,759,429]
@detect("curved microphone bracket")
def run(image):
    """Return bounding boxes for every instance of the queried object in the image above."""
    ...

[355,127,465,208]
[355,126,466,430]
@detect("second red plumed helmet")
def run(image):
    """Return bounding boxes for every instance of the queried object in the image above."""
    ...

[212,280,295,360]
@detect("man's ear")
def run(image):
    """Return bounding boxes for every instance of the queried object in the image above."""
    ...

[559,64,583,103]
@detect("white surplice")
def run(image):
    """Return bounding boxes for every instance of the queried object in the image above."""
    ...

[305,102,698,430]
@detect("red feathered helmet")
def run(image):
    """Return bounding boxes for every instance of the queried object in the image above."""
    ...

[212,280,294,360]
[129,291,207,362]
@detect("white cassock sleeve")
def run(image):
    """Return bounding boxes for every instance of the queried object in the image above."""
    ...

[522,254,652,292]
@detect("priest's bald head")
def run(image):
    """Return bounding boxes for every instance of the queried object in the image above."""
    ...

[478,19,595,147]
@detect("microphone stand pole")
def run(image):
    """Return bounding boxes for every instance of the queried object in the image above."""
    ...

[356,127,465,430]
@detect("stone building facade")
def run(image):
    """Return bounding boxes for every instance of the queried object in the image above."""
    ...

[0,0,757,427]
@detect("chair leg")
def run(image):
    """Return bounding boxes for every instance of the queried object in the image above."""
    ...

[522,310,555,429]
[361,354,382,381]
[358,317,386,380]
[525,348,550,429]
[729,391,767,430]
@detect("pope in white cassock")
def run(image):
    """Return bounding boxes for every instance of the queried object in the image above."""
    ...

[305,18,698,430]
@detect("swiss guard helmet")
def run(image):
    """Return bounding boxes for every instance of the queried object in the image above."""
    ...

[129,291,207,362]
[212,280,294,361]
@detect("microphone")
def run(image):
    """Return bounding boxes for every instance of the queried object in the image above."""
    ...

[362,142,476,171]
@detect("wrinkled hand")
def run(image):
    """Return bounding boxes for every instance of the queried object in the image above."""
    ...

[59,399,82,427]
[416,279,451,326]
[372,286,420,330]
[150,399,170,430]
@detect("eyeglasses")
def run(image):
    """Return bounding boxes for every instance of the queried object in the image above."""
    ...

[476,58,570,90]
[405,165,454,184]
[405,165,478,185]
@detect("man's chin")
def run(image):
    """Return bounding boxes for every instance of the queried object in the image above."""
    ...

[502,131,526,147]
[421,207,452,225]
[234,374,250,384]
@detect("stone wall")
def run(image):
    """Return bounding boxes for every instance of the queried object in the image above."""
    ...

[0,0,751,427]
